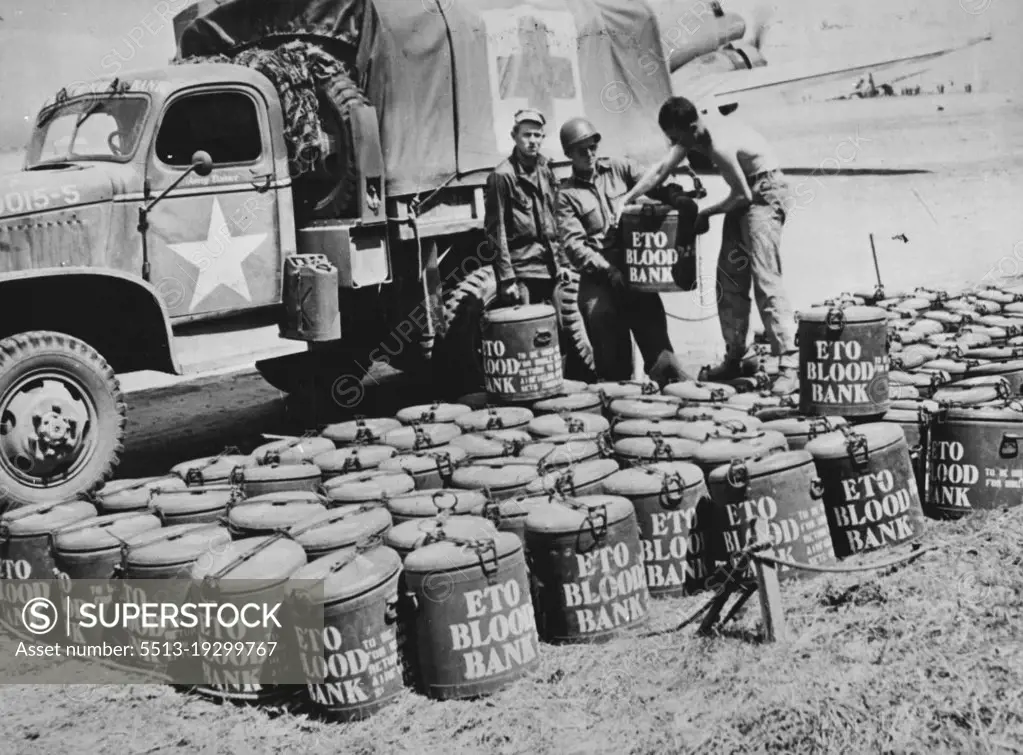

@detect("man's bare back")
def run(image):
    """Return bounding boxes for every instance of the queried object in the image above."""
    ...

[696,112,781,180]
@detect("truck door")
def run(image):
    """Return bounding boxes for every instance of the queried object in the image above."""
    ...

[144,86,281,320]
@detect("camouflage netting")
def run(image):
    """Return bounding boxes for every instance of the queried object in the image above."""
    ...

[174,40,350,179]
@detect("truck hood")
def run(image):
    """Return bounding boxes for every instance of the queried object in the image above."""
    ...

[0,162,139,274]
[0,162,136,219]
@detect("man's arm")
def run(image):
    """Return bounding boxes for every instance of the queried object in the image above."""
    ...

[484,172,516,282]
[617,143,689,214]
[556,191,610,275]
[699,146,753,217]
[623,158,692,207]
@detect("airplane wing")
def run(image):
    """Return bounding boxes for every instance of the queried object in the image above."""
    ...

[675,34,993,109]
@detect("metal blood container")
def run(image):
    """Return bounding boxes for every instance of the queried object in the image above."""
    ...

[620,202,689,292]
[760,416,848,451]
[312,445,398,480]
[377,446,468,490]
[797,304,891,417]
[231,462,323,498]
[691,430,789,479]
[525,494,649,643]
[384,515,498,561]
[226,500,329,539]
[51,512,163,652]
[584,380,659,399]
[613,436,700,466]
[481,304,564,402]
[382,422,462,452]
[523,458,620,498]
[321,418,402,447]
[924,403,1023,519]
[150,486,241,526]
[402,529,539,699]
[480,495,553,546]
[965,359,1023,396]
[527,412,610,438]
[289,544,405,721]
[517,435,602,471]
[189,535,308,703]
[805,424,925,558]
[602,462,711,597]
[1,499,97,581]
[396,402,473,425]
[607,395,684,421]
[662,380,738,405]
[455,407,534,432]
[451,460,541,501]
[532,392,603,416]
[120,523,234,677]
[384,488,488,526]
[250,436,336,466]
[878,400,937,503]
[323,470,416,506]
[706,450,836,582]
[170,453,257,485]
[287,505,394,561]
[93,475,187,514]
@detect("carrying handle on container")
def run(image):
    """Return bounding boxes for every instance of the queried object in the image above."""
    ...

[825,306,846,332]
[725,459,749,491]
[482,494,503,528]
[659,472,686,510]
[179,446,241,486]
[595,431,613,459]
[566,417,586,434]
[999,433,1023,459]
[533,330,554,349]
[258,432,317,466]
[809,477,825,500]
[484,409,505,430]
[806,418,837,441]
[340,452,365,475]
[502,437,528,457]
[651,435,675,461]
[708,387,730,404]
[553,469,578,498]
[431,490,460,517]
[640,381,660,395]
[352,420,376,445]
[434,451,456,483]
[411,423,432,451]
[839,426,870,471]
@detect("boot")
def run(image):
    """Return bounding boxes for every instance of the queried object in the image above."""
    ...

[699,358,744,382]
[771,366,800,396]
[648,350,694,389]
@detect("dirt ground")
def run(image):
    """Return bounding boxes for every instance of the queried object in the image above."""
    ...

[2,0,1023,753]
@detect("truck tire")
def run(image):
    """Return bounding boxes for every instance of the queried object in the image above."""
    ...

[313,71,370,217]
[439,267,597,395]
[0,331,125,512]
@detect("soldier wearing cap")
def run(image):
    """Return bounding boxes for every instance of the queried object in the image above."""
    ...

[484,108,566,306]
[555,116,695,386]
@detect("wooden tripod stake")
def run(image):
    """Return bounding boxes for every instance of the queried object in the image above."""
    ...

[751,518,789,644]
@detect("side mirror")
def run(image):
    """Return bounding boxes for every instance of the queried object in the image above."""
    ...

[191,150,213,177]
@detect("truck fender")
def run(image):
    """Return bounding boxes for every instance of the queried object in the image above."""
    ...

[0,267,181,375]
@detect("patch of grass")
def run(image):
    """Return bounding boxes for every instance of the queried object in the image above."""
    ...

[3,508,1023,752]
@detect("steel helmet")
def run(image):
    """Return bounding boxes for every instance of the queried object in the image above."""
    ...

[559,117,601,154]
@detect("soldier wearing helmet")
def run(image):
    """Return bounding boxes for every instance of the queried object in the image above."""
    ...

[484,108,567,307]
[555,116,695,385]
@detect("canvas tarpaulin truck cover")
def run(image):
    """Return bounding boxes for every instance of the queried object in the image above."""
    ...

[174,0,674,197]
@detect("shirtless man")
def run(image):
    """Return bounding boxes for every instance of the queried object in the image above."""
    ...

[617,96,798,395]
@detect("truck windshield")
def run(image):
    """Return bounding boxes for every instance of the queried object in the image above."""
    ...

[25,95,149,167]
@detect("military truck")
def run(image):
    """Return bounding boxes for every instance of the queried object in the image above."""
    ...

[0,0,754,508]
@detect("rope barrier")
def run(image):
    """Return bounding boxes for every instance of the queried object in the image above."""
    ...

[753,545,937,574]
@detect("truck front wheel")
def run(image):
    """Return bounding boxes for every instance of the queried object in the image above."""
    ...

[0,331,125,511]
